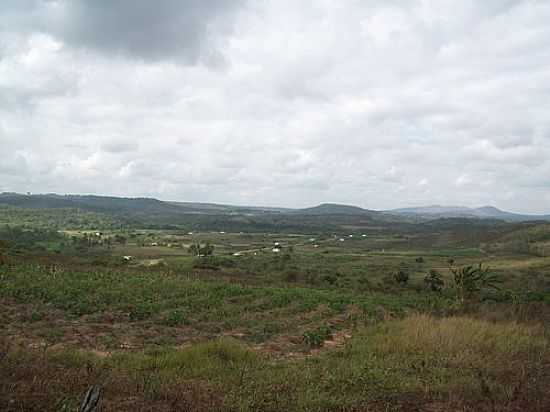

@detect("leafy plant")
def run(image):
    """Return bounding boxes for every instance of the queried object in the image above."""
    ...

[393,269,409,285]
[129,303,154,321]
[424,269,444,292]
[303,326,332,348]
[189,242,215,257]
[164,310,187,327]
[29,310,45,322]
[451,263,501,304]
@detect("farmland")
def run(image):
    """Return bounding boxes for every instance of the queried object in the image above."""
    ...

[1,200,550,411]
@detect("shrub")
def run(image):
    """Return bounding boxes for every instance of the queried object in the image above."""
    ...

[393,269,409,285]
[424,269,444,292]
[321,274,337,285]
[164,310,187,327]
[303,326,332,348]
[29,311,45,322]
[129,303,154,321]
[189,242,215,257]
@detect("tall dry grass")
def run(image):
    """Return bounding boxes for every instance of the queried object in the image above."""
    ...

[378,314,547,361]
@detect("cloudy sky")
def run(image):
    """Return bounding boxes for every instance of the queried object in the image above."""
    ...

[1,1,550,213]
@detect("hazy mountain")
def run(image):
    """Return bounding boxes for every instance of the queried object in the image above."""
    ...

[2,193,548,227]
[169,201,291,214]
[0,193,182,214]
[387,205,550,222]
[0,195,372,217]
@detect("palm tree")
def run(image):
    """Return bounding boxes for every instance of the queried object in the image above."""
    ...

[451,263,501,304]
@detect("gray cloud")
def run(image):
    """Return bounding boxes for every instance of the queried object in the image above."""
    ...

[1,1,550,213]
[1,0,245,64]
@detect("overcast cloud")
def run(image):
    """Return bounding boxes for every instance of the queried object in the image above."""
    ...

[1,0,550,213]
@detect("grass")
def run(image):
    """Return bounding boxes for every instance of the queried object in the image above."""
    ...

[0,262,452,352]
[2,314,548,411]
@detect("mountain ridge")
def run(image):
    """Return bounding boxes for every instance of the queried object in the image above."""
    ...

[387,204,550,222]
[1,192,549,222]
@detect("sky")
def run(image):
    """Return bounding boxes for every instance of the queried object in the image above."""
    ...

[1,0,550,213]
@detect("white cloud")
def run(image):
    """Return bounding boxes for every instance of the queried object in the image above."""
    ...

[1,0,550,213]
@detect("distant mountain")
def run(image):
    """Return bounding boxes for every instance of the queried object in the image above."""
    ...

[169,201,291,214]
[0,193,183,214]
[387,205,550,222]
[0,194,358,216]
[3,193,547,230]
[292,203,375,216]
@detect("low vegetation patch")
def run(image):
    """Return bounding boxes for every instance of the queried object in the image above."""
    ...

[1,315,548,411]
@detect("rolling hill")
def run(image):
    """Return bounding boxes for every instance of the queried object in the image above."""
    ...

[2,193,549,235]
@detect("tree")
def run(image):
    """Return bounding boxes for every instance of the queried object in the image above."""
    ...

[201,242,214,257]
[189,243,201,256]
[189,242,214,257]
[424,269,444,292]
[451,263,501,304]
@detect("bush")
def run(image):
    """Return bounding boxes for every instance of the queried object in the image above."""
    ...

[393,270,409,285]
[321,274,337,286]
[29,311,45,322]
[129,303,154,321]
[303,326,332,348]
[189,242,214,257]
[424,269,444,292]
[164,310,187,327]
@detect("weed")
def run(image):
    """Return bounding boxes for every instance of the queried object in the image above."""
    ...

[164,310,187,327]
[303,325,332,347]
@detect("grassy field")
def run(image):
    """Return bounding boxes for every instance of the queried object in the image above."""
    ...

[1,221,550,410]
[2,313,548,411]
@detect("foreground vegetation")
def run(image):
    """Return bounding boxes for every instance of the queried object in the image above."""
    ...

[2,315,548,411]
